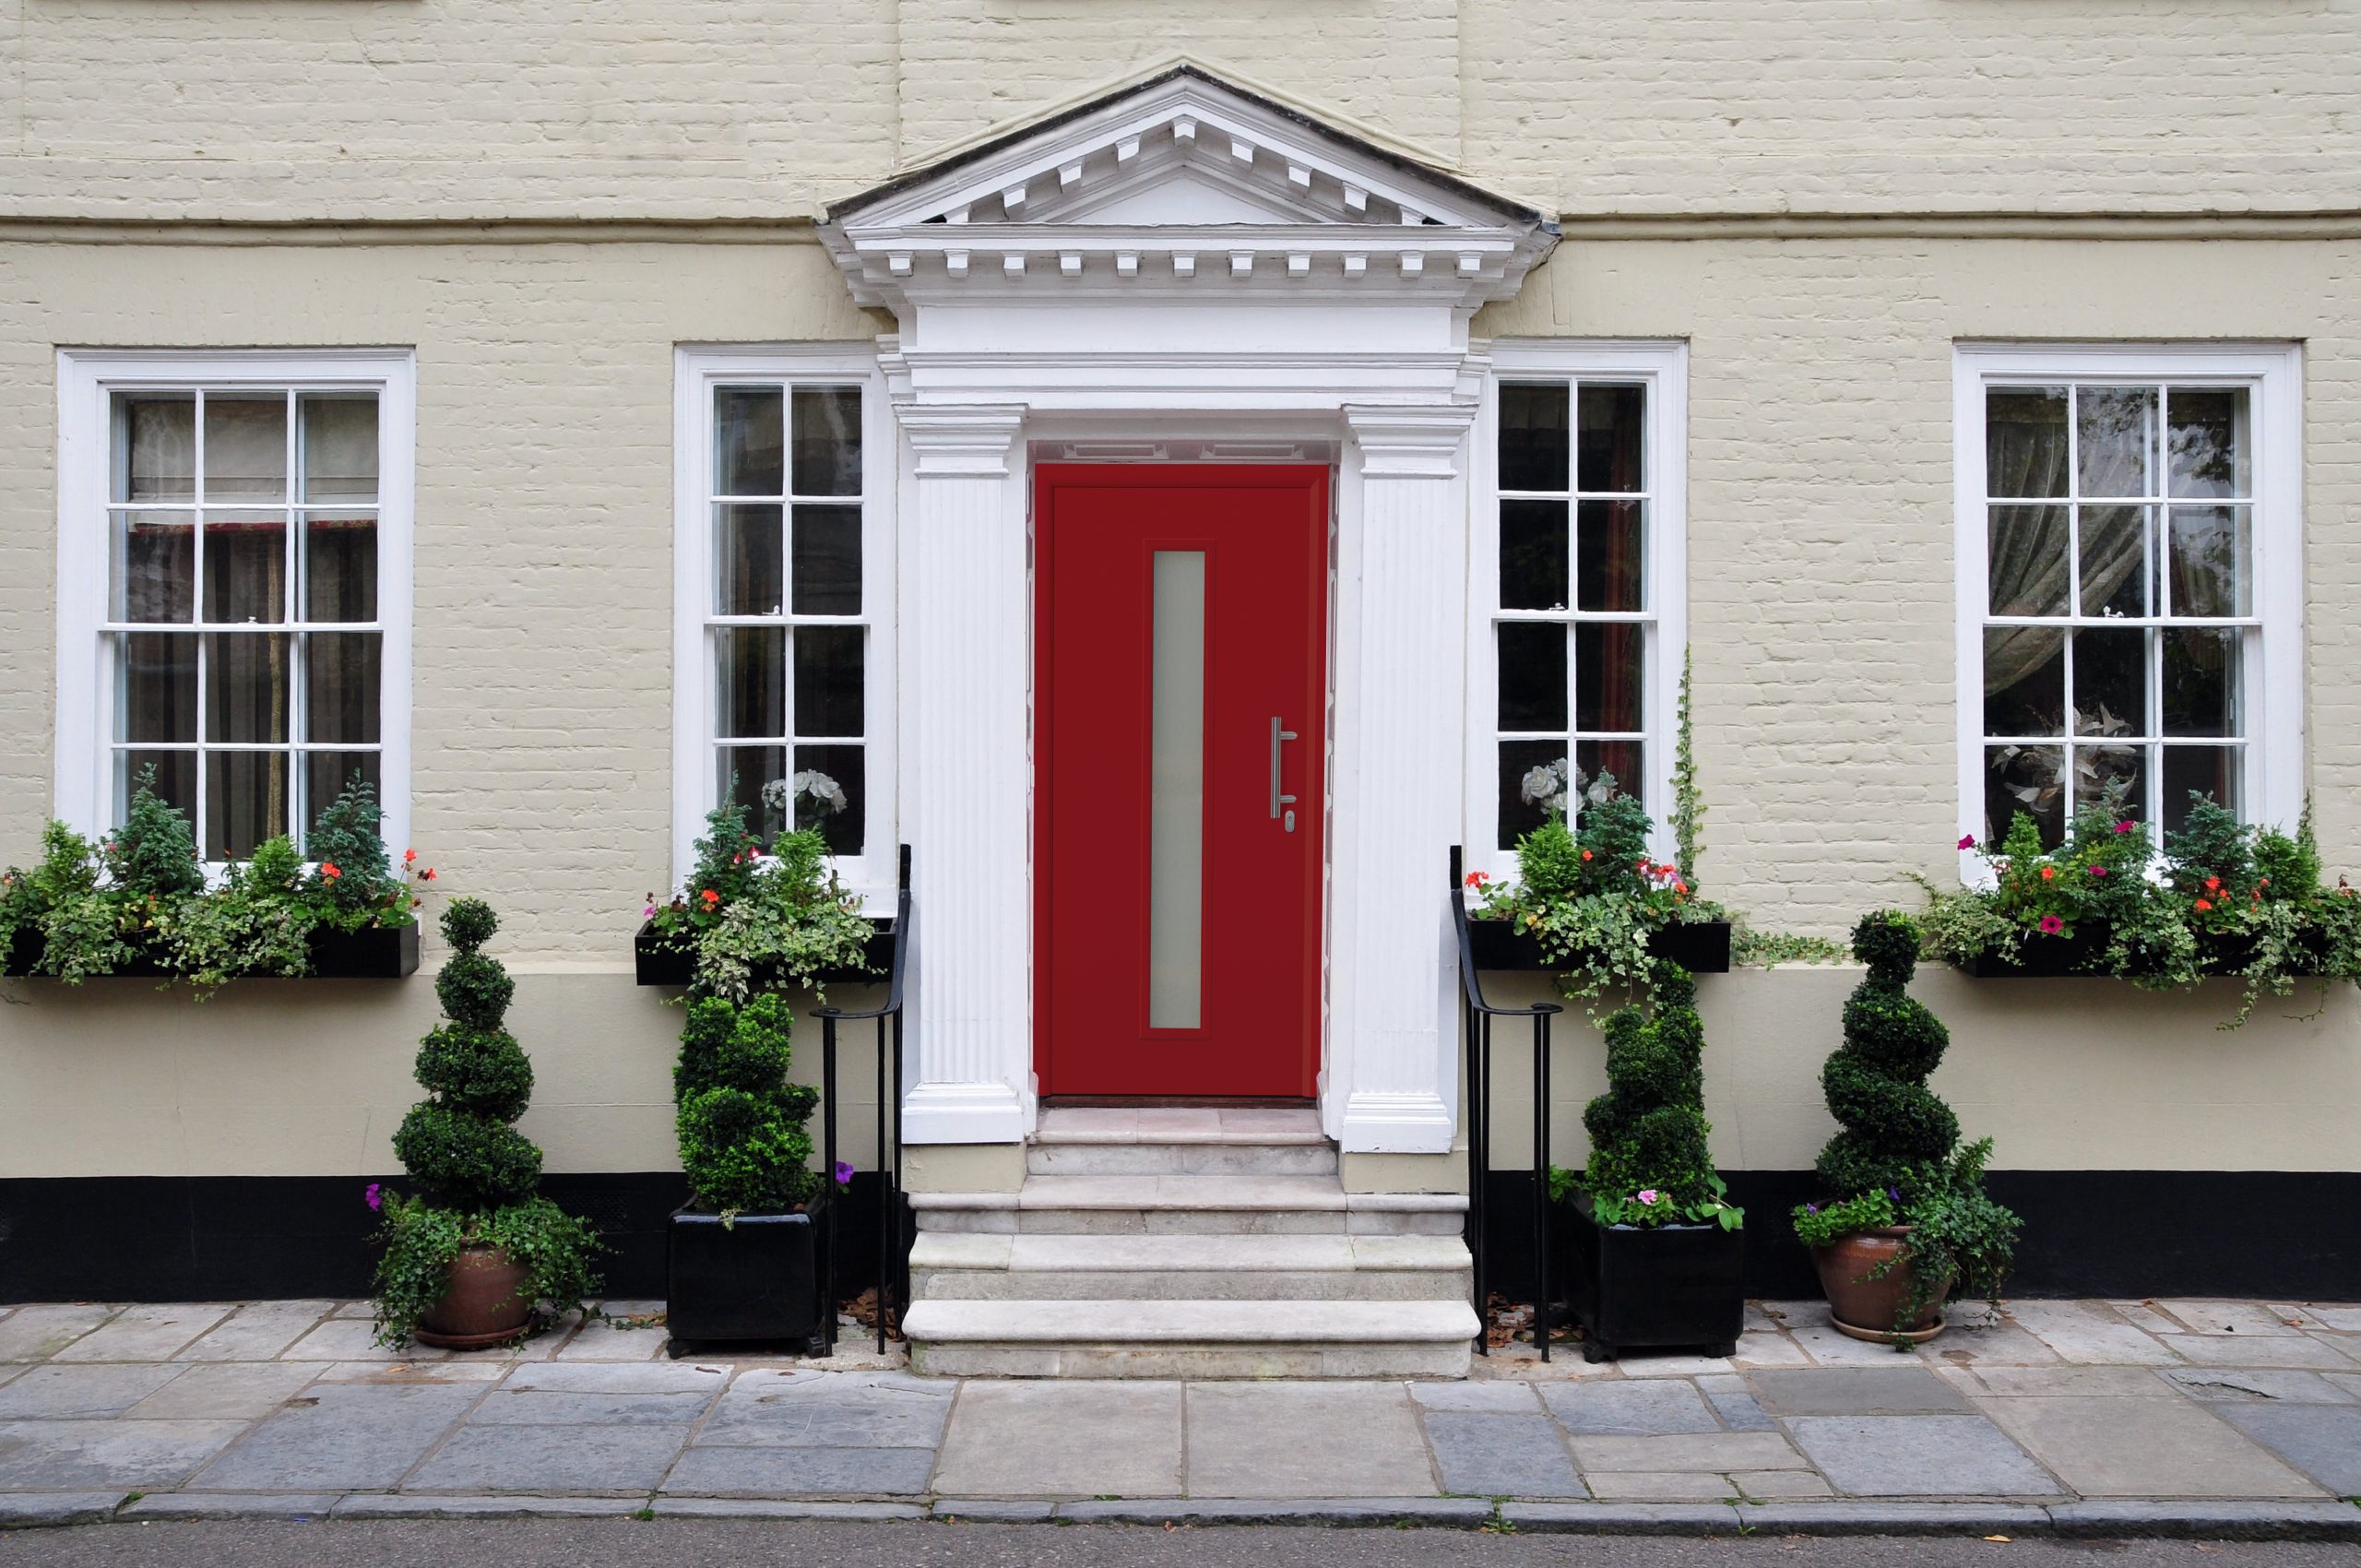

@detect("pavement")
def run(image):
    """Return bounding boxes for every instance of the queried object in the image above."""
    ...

[1,1296,2359,1541]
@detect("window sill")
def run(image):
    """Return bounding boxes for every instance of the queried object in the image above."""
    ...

[2,921,420,981]
[633,918,895,990]
[1466,918,1731,974]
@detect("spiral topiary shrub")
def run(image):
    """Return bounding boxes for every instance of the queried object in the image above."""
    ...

[372,897,599,1347]
[1814,912,1960,1199]
[1569,962,1740,1229]
[675,994,822,1215]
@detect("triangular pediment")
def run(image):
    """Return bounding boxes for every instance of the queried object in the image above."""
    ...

[822,66,1556,314]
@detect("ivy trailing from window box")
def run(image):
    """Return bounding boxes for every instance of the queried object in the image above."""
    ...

[1918,786,2361,1028]
[640,800,877,1003]
[0,775,428,988]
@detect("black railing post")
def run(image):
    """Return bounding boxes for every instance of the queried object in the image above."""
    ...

[822,1012,839,1354]
[814,844,912,1361]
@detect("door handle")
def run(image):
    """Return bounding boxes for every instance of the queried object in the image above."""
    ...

[1270,717,1299,833]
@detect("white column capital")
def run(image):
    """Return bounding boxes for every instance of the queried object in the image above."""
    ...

[899,405,1025,476]
[1344,403,1477,479]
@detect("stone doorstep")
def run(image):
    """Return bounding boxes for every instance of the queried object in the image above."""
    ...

[1032,1107,1327,1146]
[909,1175,1467,1214]
[909,1232,1471,1273]
[901,1298,1478,1344]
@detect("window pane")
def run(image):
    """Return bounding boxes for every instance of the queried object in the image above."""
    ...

[118,750,196,826]
[716,504,783,616]
[118,633,196,743]
[2073,743,2144,820]
[791,745,866,856]
[2075,386,2157,499]
[1986,743,2065,849]
[1576,499,1643,612]
[1983,626,2062,738]
[2071,627,2146,738]
[303,751,380,846]
[113,511,194,623]
[298,395,379,505]
[792,625,864,738]
[2167,387,2249,499]
[301,511,376,622]
[1148,552,1205,1030]
[1574,622,1643,733]
[1986,386,2069,498]
[202,511,287,624]
[791,505,862,615]
[1498,500,1567,611]
[1497,384,1568,493]
[2162,745,2239,834]
[1574,738,1644,805]
[715,386,784,496]
[202,397,288,503]
[2167,505,2250,617]
[2076,505,2151,619]
[1496,622,1566,731]
[206,632,291,743]
[716,627,784,738]
[1576,384,1645,493]
[790,388,862,496]
[1987,505,2070,616]
[1497,739,1565,849]
[2162,627,2240,738]
[718,745,788,840]
[206,751,288,861]
[117,392,196,503]
[305,632,381,745]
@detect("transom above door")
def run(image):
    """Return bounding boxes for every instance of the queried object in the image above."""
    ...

[1035,464,1328,1099]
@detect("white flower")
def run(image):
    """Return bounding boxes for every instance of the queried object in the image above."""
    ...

[791,770,848,814]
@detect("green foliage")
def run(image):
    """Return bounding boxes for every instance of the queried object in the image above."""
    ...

[2,822,136,981]
[160,837,317,992]
[647,805,876,1004]
[1920,786,2361,1028]
[1790,1189,1895,1250]
[1671,645,1705,883]
[304,782,414,932]
[1731,927,1848,967]
[1573,964,1742,1231]
[107,768,204,899]
[674,995,822,1214]
[373,897,599,1345]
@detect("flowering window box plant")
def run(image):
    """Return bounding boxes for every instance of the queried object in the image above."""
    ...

[1920,787,2360,1028]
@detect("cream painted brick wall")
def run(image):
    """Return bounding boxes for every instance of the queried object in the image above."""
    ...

[0,0,2355,218]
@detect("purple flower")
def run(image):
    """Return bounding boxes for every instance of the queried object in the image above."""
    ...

[1887,1186,1901,1203]
[363,1182,382,1212]
[1957,835,1976,851]
[1805,1203,1820,1215]
[643,903,657,919]
[833,1160,854,1187]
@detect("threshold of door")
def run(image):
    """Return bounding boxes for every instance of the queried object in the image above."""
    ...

[1041,1095,1316,1110]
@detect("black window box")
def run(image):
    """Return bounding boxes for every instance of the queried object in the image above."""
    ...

[3,921,419,980]
[1960,921,2326,980]
[634,919,893,989]
[1552,1191,1745,1362]
[1467,917,1730,975]
[665,1206,825,1356]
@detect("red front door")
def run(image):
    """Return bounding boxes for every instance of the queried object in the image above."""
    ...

[1036,464,1327,1099]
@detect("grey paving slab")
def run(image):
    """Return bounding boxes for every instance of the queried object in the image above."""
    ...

[663,1443,939,1498]
[1537,1378,1720,1434]
[406,1421,689,1494]
[2002,1301,2179,1365]
[467,1389,715,1426]
[0,1418,248,1490]
[1695,1375,1773,1431]
[1785,1415,2058,1497]
[1787,1320,1925,1366]
[698,1371,953,1448]
[1613,1354,1738,1378]
[1746,1366,1971,1415]
[2165,1367,2356,1404]
[2210,1403,2361,1495]
[174,1302,337,1362]
[1955,1365,2176,1397]
[50,1303,230,1362]
[1570,1431,1808,1472]
[0,1491,123,1528]
[2156,1300,2308,1336]
[1501,1500,1743,1533]
[1730,1330,1812,1367]
[1420,1412,1584,1498]
[123,1361,319,1421]
[190,1379,484,1491]
[932,1381,1180,1498]
[504,1360,730,1395]
[1970,1396,2320,1498]
[2298,1305,2361,1333]
[2050,1499,2361,1541]
[1730,1469,1833,1499]
[0,1306,116,1363]
[1186,1384,1437,1500]
[119,1492,340,1520]
[1584,1472,1733,1501]
[0,1362,184,1419]
[551,1319,670,1361]
[1914,1318,2062,1365]
[1407,1379,1540,1413]
[314,1360,508,1384]
[2156,1333,2356,1369]
[280,1319,447,1362]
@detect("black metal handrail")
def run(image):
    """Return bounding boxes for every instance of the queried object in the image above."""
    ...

[814,843,912,1356]
[1451,845,1563,1360]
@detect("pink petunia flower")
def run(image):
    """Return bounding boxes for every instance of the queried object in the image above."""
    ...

[2115,820,2136,834]
[2038,914,2065,934]
[2088,865,2108,878]
[1958,835,1976,850]
[1636,1189,1660,1205]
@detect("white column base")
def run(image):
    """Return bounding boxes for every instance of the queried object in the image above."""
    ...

[900,1080,1032,1146]
[1336,1089,1458,1155]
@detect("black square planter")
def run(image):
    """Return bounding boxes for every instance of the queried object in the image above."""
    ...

[1,921,417,980]
[635,920,894,989]
[1554,1193,1745,1362]
[665,1207,825,1354]
[1960,920,2328,980]
[1467,918,1731,974]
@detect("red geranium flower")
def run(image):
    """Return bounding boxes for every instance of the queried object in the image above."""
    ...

[700,888,720,908]
[2195,898,2214,912]
[321,862,341,880]
[2204,876,2222,892]
[2039,865,2057,881]
[403,848,418,865]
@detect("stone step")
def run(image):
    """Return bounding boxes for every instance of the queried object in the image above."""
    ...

[901,1298,1479,1379]
[908,1175,1466,1236]
[1026,1141,1338,1176]
[909,1231,1473,1301]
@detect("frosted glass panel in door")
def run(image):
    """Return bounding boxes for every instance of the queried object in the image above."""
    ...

[1149,551,1205,1029]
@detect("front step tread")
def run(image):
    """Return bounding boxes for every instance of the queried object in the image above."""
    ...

[908,1232,1472,1273]
[915,1174,1469,1213]
[902,1298,1479,1344]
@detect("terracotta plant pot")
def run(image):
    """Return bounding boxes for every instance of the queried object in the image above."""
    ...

[1810,1226,1952,1344]
[414,1244,533,1350]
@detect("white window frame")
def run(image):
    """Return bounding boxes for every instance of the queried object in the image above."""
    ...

[1952,341,2304,884]
[1465,340,1690,884]
[671,345,897,905]
[53,349,416,863]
